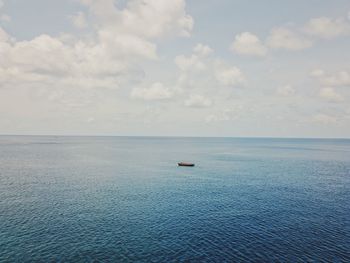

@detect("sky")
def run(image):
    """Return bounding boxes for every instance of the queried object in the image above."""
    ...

[0,0,350,138]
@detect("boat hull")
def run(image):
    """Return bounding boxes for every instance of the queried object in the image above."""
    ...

[178,162,195,167]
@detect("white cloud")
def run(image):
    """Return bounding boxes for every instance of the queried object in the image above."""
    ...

[205,106,244,123]
[323,71,350,87]
[214,61,245,86]
[319,87,343,102]
[0,26,9,42]
[312,113,338,124]
[131,82,173,101]
[0,0,193,108]
[310,69,325,78]
[0,33,140,86]
[175,43,213,72]
[184,94,212,108]
[311,69,350,87]
[175,54,205,71]
[239,12,350,55]
[86,117,95,123]
[266,27,312,50]
[2,1,350,137]
[304,17,350,39]
[80,0,193,38]
[230,32,267,57]
[277,85,295,96]
[97,29,158,60]
[193,43,213,57]
[70,11,88,29]
[174,44,246,102]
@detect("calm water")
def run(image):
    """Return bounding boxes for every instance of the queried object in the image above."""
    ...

[0,136,349,262]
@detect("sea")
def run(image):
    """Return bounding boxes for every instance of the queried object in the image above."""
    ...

[0,136,349,262]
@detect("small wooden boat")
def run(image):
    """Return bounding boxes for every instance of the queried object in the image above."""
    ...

[178,162,195,167]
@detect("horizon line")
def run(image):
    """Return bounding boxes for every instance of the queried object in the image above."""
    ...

[0,134,349,140]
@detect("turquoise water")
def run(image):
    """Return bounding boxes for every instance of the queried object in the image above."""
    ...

[0,136,349,262]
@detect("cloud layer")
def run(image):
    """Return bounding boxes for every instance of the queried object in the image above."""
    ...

[0,1,349,137]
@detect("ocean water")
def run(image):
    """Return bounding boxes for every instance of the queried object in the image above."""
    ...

[0,136,349,262]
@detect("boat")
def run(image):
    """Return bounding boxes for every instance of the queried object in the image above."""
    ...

[178,162,195,167]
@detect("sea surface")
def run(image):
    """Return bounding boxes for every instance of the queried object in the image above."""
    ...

[0,136,349,262]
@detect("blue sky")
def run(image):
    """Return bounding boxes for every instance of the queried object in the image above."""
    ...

[0,0,349,137]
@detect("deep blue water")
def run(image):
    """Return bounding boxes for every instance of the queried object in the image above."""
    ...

[0,136,349,262]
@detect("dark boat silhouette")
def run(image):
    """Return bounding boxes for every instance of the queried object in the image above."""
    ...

[178,162,195,167]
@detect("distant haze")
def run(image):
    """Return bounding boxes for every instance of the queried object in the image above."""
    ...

[0,0,349,138]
